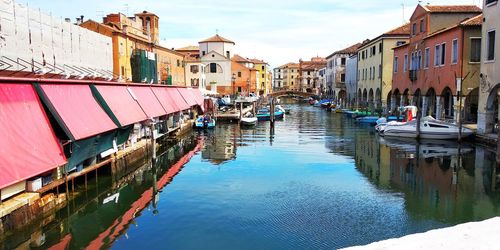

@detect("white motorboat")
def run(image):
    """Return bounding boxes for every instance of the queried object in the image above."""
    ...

[241,117,258,126]
[381,116,473,139]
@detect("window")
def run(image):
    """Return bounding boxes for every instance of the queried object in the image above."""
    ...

[261,66,265,70]
[396,41,406,46]
[379,43,383,53]
[369,67,372,79]
[420,20,424,33]
[226,51,230,58]
[487,30,496,61]
[341,58,346,66]
[486,0,497,5]
[262,73,265,78]
[441,43,446,65]
[470,38,481,63]
[394,57,398,73]
[378,64,382,78]
[202,51,206,56]
[412,23,417,35]
[434,45,441,66]
[238,71,241,77]
[417,50,422,69]
[210,63,217,73]
[451,39,458,64]
[341,74,346,83]
[404,54,408,72]
[424,48,430,68]
[190,65,199,73]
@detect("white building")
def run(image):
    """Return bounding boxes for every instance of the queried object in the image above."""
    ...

[345,54,358,108]
[199,34,234,94]
[478,0,499,135]
[325,43,361,103]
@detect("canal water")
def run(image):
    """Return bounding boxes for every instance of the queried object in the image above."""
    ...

[2,102,500,249]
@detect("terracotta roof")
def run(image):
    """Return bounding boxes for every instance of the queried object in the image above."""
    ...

[176,45,199,51]
[279,62,299,68]
[199,34,235,44]
[232,54,252,63]
[425,14,483,40]
[460,14,483,26]
[248,58,267,64]
[423,5,482,13]
[384,23,411,36]
[327,43,362,58]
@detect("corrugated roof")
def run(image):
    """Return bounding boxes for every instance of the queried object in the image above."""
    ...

[199,34,235,44]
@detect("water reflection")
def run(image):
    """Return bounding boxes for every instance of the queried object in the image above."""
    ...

[2,102,500,249]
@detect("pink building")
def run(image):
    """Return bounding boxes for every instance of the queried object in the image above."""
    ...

[391,5,482,122]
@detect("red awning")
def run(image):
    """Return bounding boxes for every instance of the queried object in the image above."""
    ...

[128,86,167,118]
[177,88,198,107]
[150,86,178,114]
[39,84,117,140]
[191,88,205,106]
[0,83,66,189]
[94,85,148,126]
[166,87,190,111]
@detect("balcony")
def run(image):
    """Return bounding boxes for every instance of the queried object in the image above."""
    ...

[409,70,417,82]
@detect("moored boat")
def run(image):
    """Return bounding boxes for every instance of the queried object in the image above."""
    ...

[195,116,216,129]
[241,117,258,126]
[381,116,473,139]
[256,108,285,121]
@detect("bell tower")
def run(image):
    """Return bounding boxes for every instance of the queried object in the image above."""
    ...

[135,11,159,44]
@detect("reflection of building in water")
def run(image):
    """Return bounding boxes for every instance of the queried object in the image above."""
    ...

[201,125,236,164]
[355,136,500,223]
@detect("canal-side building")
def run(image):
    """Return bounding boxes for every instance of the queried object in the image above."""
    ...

[477,0,499,135]
[0,0,113,79]
[273,67,284,90]
[81,12,186,85]
[345,54,358,108]
[231,55,259,95]
[317,66,327,96]
[178,46,207,90]
[198,34,235,95]
[276,62,300,91]
[391,5,482,122]
[248,58,271,95]
[298,57,327,94]
[325,43,362,103]
[357,23,410,112]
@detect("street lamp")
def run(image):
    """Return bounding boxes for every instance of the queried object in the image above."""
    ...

[232,73,236,97]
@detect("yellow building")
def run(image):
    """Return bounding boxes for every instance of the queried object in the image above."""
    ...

[275,62,300,91]
[357,23,410,111]
[81,11,185,85]
[249,59,271,95]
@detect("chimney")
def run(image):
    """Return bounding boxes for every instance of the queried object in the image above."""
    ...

[80,15,84,23]
[65,18,71,23]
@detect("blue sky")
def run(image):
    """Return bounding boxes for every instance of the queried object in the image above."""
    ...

[25,0,482,67]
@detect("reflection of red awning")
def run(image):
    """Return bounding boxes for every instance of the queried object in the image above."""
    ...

[94,85,148,126]
[166,87,190,111]
[85,139,204,250]
[150,87,178,114]
[0,83,66,189]
[128,86,167,118]
[38,84,117,140]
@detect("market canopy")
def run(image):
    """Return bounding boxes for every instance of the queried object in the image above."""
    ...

[150,86,178,114]
[36,84,117,141]
[191,88,205,108]
[166,87,190,111]
[0,83,67,189]
[177,87,198,107]
[91,85,148,127]
[128,86,167,119]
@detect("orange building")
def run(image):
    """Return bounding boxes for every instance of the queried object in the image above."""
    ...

[231,55,258,95]
[81,11,185,85]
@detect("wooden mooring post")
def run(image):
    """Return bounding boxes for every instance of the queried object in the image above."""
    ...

[270,97,275,127]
